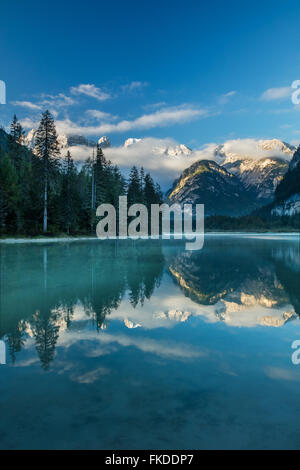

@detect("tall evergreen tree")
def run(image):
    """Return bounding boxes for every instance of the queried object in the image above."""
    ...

[34,110,60,232]
[144,173,160,206]
[127,166,143,206]
[60,151,79,234]
[0,154,21,232]
[8,115,25,173]
[142,172,163,234]
[10,114,24,144]
[94,145,108,207]
[77,165,93,232]
[0,115,165,236]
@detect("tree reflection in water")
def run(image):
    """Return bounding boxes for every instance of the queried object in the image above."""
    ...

[0,240,164,369]
[0,236,299,369]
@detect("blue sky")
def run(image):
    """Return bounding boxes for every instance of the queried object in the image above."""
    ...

[1,0,300,151]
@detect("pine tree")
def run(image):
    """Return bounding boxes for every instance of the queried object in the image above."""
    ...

[155,182,163,203]
[142,173,163,234]
[60,151,79,234]
[10,114,24,144]
[140,166,145,198]
[77,165,92,232]
[0,115,165,236]
[34,110,60,232]
[94,145,108,207]
[0,154,21,233]
[111,165,126,205]
[32,309,60,370]
[6,321,26,364]
[144,173,159,206]
[127,166,143,206]
[8,115,25,173]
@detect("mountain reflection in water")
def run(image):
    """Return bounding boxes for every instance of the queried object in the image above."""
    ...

[0,235,299,371]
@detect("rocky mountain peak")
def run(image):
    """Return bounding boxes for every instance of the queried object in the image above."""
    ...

[98,136,111,148]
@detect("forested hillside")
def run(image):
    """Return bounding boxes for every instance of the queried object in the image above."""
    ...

[0,112,162,236]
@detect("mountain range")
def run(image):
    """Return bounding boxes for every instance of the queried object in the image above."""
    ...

[22,129,299,217]
[24,128,192,157]
[168,139,296,216]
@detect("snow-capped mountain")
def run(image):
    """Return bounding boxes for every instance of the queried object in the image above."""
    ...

[168,159,256,216]
[124,137,192,157]
[222,157,289,203]
[23,129,295,211]
[153,143,192,157]
[98,136,111,148]
[24,129,36,149]
[24,129,98,151]
[214,139,293,203]
[168,139,296,213]
[124,138,142,147]
[257,139,295,156]
[214,139,295,163]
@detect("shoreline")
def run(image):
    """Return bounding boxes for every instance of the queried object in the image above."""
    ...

[0,232,299,244]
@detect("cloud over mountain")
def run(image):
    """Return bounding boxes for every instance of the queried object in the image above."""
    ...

[21,105,208,137]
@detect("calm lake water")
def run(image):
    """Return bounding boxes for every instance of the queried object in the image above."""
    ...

[0,234,300,450]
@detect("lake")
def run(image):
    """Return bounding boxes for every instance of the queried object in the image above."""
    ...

[0,234,300,449]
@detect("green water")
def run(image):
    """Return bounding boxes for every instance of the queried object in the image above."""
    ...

[0,234,300,449]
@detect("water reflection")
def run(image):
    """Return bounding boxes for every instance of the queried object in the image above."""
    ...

[0,235,299,369]
[166,237,300,327]
[0,240,164,369]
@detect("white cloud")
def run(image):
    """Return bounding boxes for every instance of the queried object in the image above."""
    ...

[265,367,300,382]
[104,138,200,188]
[21,113,293,190]
[40,93,76,108]
[20,117,40,129]
[12,93,76,114]
[219,90,236,105]
[193,138,294,162]
[11,101,42,110]
[70,83,110,101]
[58,328,204,360]
[65,145,92,160]
[261,86,292,101]
[53,105,207,137]
[122,81,148,92]
[85,109,117,121]
[56,138,200,188]
[143,101,167,110]
[71,367,109,384]
[105,136,293,189]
